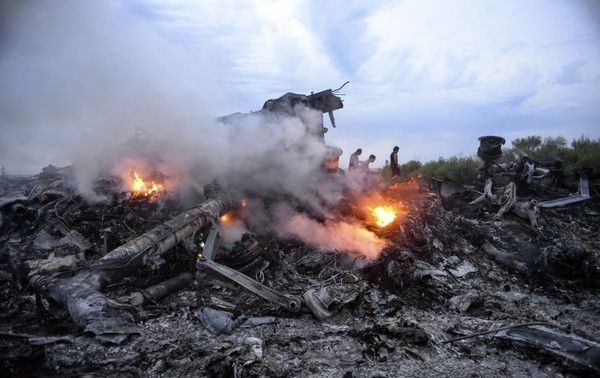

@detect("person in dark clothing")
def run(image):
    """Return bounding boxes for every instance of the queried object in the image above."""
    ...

[348,148,362,171]
[390,146,400,178]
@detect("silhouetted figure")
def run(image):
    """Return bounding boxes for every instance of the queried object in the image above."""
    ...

[390,146,400,178]
[348,148,362,171]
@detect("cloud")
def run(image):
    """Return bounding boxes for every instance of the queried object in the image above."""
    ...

[555,60,587,85]
[156,0,347,101]
[333,0,600,165]
[357,0,599,99]
[298,0,381,77]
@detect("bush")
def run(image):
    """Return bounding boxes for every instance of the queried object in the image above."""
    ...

[400,160,422,178]
[507,135,599,178]
[568,136,600,178]
[414,156,479,185]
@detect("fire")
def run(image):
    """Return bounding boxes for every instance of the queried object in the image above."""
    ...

[368,205,396,227]
[132,172,145,193]
[220,213,231,223]
[147,181,161,195]
[131,171,163,196]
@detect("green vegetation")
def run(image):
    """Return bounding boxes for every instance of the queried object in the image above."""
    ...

[401,156,480,184]
[395,135,600,186]
[505,135,600,178]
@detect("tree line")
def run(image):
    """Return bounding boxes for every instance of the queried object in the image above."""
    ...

[381,135,600,186]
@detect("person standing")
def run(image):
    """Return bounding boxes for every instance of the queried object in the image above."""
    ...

[348,148,362,171]
[390,146,400,178]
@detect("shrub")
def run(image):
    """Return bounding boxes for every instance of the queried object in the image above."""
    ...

[414,156,479,185]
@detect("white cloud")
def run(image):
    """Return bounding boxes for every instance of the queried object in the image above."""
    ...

[358,0,600,101]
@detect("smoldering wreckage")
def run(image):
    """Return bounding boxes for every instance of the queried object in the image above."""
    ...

[1,87,599,378]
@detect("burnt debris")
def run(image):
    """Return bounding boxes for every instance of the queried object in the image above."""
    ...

[1,128,599,376]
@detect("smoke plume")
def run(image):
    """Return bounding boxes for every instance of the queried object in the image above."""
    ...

[0,1,387,258]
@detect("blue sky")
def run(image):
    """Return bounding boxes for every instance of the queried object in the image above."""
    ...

[1,0,599,174]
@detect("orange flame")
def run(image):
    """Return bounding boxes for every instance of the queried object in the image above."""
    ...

[367,205,396,227]
[147,181,161,195]
[131,171,163,196]
[132,172,145,193]
[220,213,231,223]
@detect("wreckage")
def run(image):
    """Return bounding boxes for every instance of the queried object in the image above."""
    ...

[216,83,347,177]
[1,95,599,376]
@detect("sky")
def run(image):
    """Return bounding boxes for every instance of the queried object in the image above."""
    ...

[1,0,600,175]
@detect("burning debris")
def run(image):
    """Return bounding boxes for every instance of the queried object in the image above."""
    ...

[131,171,164,198]
[1,96,599,377]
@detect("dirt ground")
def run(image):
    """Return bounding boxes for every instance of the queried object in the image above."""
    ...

[1,173,599,377]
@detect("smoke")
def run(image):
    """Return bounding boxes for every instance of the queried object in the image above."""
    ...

[275,211,387,259]
[0,0,346,209]
[1,1,385,257]
[269,203,387,259]
[0,0,226,177]
[0,1,339,203]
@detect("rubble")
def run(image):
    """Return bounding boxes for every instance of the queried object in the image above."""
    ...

[1,163,598,377]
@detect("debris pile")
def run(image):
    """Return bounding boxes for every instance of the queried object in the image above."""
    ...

[1,156,599,377]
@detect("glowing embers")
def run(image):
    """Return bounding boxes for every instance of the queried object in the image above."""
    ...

[219,199,247,224]
[367,205,397,227]
[219,213,231,224]
[358,191,408,229]
[131,171,163,197]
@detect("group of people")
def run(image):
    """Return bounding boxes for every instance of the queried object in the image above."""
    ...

[348,146,401,178]
[348,148,375,173]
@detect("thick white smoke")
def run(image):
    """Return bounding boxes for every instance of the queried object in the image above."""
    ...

[274,208,387,259]
[0,1,386,258]
[0,0,226,177]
